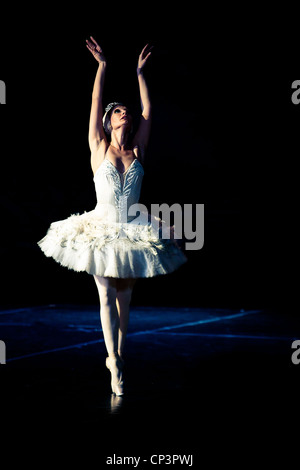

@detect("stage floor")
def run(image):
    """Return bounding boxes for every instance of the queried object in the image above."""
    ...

[1,305,299,463]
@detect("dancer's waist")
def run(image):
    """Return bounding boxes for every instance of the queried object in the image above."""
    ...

[94,202,140,223]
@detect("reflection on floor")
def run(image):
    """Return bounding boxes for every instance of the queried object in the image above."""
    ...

[1,305,299,461]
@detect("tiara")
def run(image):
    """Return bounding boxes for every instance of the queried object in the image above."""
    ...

[104,102,124,113]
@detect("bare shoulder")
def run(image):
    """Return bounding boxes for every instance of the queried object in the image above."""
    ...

[91,139,108,175]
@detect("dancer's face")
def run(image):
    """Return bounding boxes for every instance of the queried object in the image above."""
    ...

[110,106,132,132]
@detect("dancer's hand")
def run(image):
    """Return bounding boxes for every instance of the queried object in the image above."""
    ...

[137,44,153,74]
[86,37,106,64]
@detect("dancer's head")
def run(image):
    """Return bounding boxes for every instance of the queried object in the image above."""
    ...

[103,102,132,135]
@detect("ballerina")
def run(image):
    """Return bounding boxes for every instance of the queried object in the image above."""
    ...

[38,38,187,396]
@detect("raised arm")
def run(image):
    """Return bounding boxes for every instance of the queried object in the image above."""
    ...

[86,37,107,172]
[132,45,153,161]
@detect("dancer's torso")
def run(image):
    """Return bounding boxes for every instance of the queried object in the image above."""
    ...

[93,154,144,223]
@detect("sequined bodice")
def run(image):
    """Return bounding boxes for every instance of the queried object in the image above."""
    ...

[93,158,144,222]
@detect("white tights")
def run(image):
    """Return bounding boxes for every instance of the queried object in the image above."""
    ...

[93,276,136,358]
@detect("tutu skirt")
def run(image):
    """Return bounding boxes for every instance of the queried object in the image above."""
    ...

[38,209,187,278]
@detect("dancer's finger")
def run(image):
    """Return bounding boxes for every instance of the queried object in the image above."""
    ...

[90,36,102,51]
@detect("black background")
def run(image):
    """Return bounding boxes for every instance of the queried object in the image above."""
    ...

[0,9,297,311]
[0,6,299,468]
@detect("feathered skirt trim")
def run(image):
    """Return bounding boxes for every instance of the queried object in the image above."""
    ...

[37,210,187,278]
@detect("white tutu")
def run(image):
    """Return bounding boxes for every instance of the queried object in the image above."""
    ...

[38,158,187,278]
[38,210,187,278]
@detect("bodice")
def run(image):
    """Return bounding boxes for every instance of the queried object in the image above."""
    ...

[93,158,144,223]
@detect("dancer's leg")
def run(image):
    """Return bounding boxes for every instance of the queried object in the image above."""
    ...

[116,278,136,358]
[93,276,119,356]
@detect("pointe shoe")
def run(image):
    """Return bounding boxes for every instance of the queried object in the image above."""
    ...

[106,355,124,396]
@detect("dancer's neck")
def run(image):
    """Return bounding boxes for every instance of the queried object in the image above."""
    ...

[110,129,129,151]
